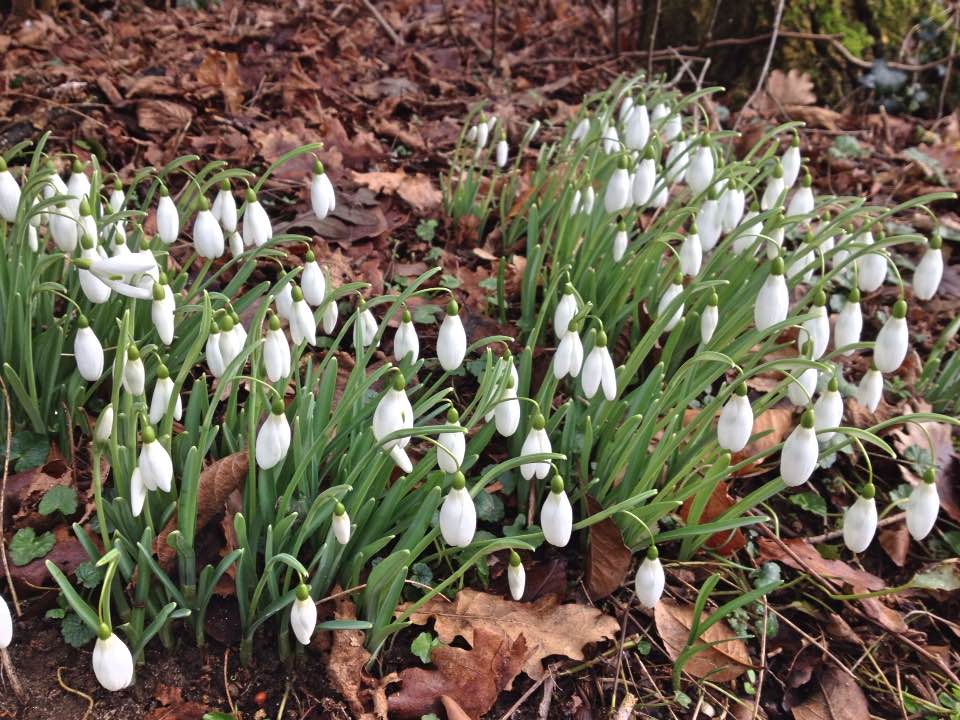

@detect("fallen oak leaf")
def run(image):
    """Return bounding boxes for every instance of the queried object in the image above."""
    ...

[325,594,389,720]
[405,588,619,680]
[351,169,442,212]
[654,599,753,682]
[387,628,527,719]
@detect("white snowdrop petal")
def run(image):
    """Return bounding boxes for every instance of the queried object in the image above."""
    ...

[634,556,665,609]
[843,495,877,553]
[92,633,134,692]
[439,487,477,547]
[290,597,318,645]
[541,490,573,547]
[781,425,818,487]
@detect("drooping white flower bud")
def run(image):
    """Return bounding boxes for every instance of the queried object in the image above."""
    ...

[541,475,573,547]
[78,236,112,304]
[754,258,788,331]
[263,312,292,383]
[798,289,829,359]
[149,365,182,424]
[290,584,317,645]
[0,591,13,649]
[211,179,237,233]
[604,156,631,214]
[554,285,578,338]
[391,307,419,364]
[813,376,843,444]
[66,159,90,214]
[122,345,145,396]
[581,329,617,401]
[761,162,785,211]
[696,188,721,253]
[624,103,650,150]
[50,203,78,252]
[662,113,682,143]
[193,197,224,259]
[242,187,273,247]
[520,411,552,481]
[701,292,719,345]
[781,409,818,487]
[228,230,244,257]
[358,300,379,348]
[553,322,584,380]
[833,287,862,355]
[718,384,753,452]
[571,117,590,143]
[634,546,665,609]
[685,137,714,195]
[613,221,629,262]
[632,150,656,207]
[438,299,467,371]
[680,225,703,277]
[874,299,908,373]
[913,232,944,300]
[732,203,761,254]
[256,399,291,470]
[332,502,351,545]
[310,159,336,220]
[0,156,21,222]
[658,272,685,332]
[856,364,883,412]
[289,285,317,347]
[130,467,146,518]
[74,316,104,382]
[322,296,339,335]
[618,95,635,125]
[108,175,125,212]
[602,124,620,155]
[205,323,226,378]
[720,180,746,232]
[94,405,114,444]
[440,472,476,547]
[92,626,134,692]
[139,425,172,493]
[507,551,525,601]
[495,133,509,169]
[781,134,801,189]
[275,282,294,320]
[476,116,491,151]
[151,280,175,346]
[301,250,326,307]
[495,365,521,437]
[856,227,887,293]
[786,171,814,217]
[373,371,414,457]
[906,469,939,541]
[664,134,690,184]
[431,406,464,474]
[218,314,244,369]
[787,231,816,283]
[788,341,818,407]
[843,485,877,553]
[156,186,179,245]
[581,184,596,215]
[651,102,670,124]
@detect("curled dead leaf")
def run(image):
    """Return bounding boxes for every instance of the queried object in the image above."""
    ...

[585,495,632,599]
[791,665,869,720]
[654,599,753,682]
[678,482,747,556]
[757,538,885,591]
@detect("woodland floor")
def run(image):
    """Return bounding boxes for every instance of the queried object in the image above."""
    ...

[2,1,960,719]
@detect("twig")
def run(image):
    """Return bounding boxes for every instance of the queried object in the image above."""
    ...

[806,511,906,544]
[223,648,237,718]
[496,671,549,720]
[938,7,959,118]
[491,0,498,68]
[57,667,92,719]
[646,0,662,77]
[612,0,620,58]
[613,692,637,720]
[536,673,556,719]
[734,0,786,131]
[361,0,403,46]
[0,377,22,617]
[1,648,25,703]
[751,598,769,720]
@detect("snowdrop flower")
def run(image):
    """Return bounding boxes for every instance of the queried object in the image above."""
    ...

[856,363,883,412]
[466,124,478,144]
[571,117,590,143]
[217,314,244,369]
[290,584,317,645]
[554,284,579,338]
[833,287,862,355]
[438,299,467,371]
[813,376,843,443]
[569,188,582,217]
[50,203,78,252]
[66,159,91,213]
[604,156,631,214]
[581,329,617,401]
[358,299,379,348]
[256,399,291,470]
[520,411,552,481]
[138,424,173,492]
[761,162,785,211]
[205,323,226,378]
[151,281,175,346]
[332,502,351,545]
[74,315,104,382]
[553,321,584,379]
[0,156,21,222]
[732,201,761,254]
[301,250,326,307]
[906,469,939,541]
[289,285,317,346]
[665,133,689,184]
[541,475,573,547]
[798,289,829,359]
[437,406,466,473]
[310,159,336,219]
[373,370,414,458]
[720,179,745,232]
[651,182,669,209]
[92,626,134,692]
[782,134,801,189]
[1,591,13,649]
[685,137,714,195]
[788,341,818,407]
[781,409,818,487]
[77,197,97,244]
[651,101,670,125]
[856,227,886,293]
[701,291,719,345]
[27,223,38,252]
[130,466,146,518]
[624,102,650,150]
[476,115,491,150]
[658,271,685,332]
[680,224,703,276]
[122,345,145,396]
[440,471,477,547]
[843,485,877,553]
[662,113,682,143]
[275,282,294,320]
[77,236,112,304]
[613,220,629,261]
[211,179,237,233]
[391,307,420,363]
[764,211,786,259]
[754,258,788,331]
[263,312,292,382]
[634,546,665,609]
[228,230,244,257]
[787,231,816,283]
[94,405,114,445]
[786,171,815,218]
[229,309,247,349]
[508,551,525,601]
[193,197,224,259]
[619,95,635,125]
[913,232,944,300]
[602,124,620,155]
[149,364,182,425]
[718,384,753,452]
[156,186,179,245]
[632,147,656,206]
[874,299,908,373]
[242,187,273,247]
[581,184,596,215]
[322,295,339,335]
[495,369,521,437]
[495,130,509,168]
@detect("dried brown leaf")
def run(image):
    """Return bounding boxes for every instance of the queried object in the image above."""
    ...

[678,481,746,556]
[766,69,817,107]
[791,666,869,720]
[195,50,245,114]
[890,401,960,522]
[406,588,619,680]
[878,522,909,567]
[584,496,632,599]
[731,405,794,475]
[137,100,193,134]
[351,169,442,212]
[325,594,388,720]
[757,538,885,591]
[654,599,752,682]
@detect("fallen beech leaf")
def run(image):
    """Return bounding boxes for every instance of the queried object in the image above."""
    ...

[731,405,794,475]
[791,665,869,720]
[585,496,632,598]
[351,169,442,212]
[878,522,909,567]
[679,482,746,556]
[325,594,388,720]
[654,599,752,682]
[406,588,619,680]
[156,452,247,569]
[137,100,193,134]
[757,538,885,591]
[441,695,473,720]
[852,585,909,634]
[387,628,527,719]
[195,50,244,114]
[890,402,960,522]
[766,69,817,106]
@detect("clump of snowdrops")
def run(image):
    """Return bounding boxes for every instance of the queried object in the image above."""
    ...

[445,75,958,660]
[0,132,650,690]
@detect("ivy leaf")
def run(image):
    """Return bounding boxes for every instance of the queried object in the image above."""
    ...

[474,491,504,522]
[76,561,104,589]
[1,430,48,472]
[61,612,96,648]
[410,632,441,664]
[410,562,433,587]
[38,485,78,517]
[786,491,827,518]
[415,218,438,242]
[412,303,440,325]
[9,527,56,565]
